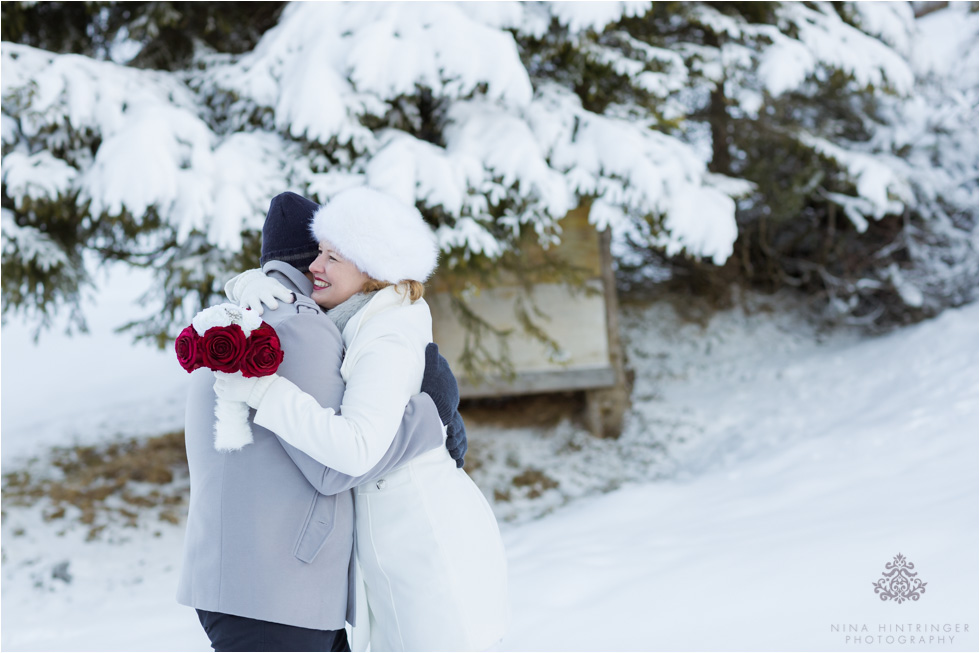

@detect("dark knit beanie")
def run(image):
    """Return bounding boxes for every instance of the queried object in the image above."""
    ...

[260,191,321,272]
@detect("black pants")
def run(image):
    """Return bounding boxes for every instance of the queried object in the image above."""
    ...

[196,610,350,652]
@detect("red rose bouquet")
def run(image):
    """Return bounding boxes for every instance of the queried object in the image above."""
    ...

[175,303,284,451]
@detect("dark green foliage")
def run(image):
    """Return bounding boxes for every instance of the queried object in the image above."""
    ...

[1,1,285,69]
[517,15,661,116]
[1,1,108,55]
[1,194,89,336]
[383,87,450,147]
[613,2,976,328]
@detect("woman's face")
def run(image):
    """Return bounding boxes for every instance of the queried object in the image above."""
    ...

[308,240,369,309]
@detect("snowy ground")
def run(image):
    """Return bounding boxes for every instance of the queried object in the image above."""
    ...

[0,265,190,467]
[1,269,977,651]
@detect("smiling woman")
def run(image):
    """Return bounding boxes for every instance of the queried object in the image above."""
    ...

[306,186,437,314]
[308,243,370,310]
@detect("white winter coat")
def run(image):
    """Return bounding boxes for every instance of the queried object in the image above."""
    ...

[254,286,510,651]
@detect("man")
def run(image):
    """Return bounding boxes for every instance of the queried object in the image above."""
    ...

[177,191,466,652]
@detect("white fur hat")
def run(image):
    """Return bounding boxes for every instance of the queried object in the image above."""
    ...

[310,187,439,284]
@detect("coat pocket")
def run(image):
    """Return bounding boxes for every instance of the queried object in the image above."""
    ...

[293,492,338,564]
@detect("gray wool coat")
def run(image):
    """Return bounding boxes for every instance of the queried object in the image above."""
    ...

[176,261,445,631]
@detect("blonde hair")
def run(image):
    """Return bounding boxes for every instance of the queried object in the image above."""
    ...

[362,278,425,301]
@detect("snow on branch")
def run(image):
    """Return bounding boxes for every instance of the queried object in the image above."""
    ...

[547,1,651,34]
[794,2,977,235]
[760,2,914,97]
[2,151,77,206]
[2,43,289,253]
[196,1,736,266]
[205,1,533,151]
[1,209,69,272]
[848,1,915,56]
[528,85,737,264]
[445,101,571,219]
[802,133,910,230]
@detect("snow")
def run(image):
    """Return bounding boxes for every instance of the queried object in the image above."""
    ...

[758,32,817,96]
[0,263,189,466]
[911,1,979,82]
[216,1,534,135]
[1,3,977,648]
[775,3,915,95]
[207,132,295,250]
[548,1,651,34]
[81,105,214,219]
[850,1,915,56]
[525,85,738,264]
[435,216,505,259]
[366,131,471,213]
[446,101,572,219]
[1,150,78,205]
[757,2,918,98]
[211,1,736,262]
[2,288,976,651]
[801,129,913,231]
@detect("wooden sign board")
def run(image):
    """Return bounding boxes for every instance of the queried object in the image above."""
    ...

[427,204,620,399]
[428,281,616,397]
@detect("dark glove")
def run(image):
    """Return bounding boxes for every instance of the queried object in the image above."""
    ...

[421,343,468,468]
[446,412,468,469]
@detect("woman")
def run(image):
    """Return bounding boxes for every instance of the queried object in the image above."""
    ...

[214,187,509,652]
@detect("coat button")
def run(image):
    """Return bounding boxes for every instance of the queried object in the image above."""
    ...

[376,479,386,490]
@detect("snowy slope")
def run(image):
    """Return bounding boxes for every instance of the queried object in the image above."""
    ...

[505,302,978,651]
[2,294,976,652]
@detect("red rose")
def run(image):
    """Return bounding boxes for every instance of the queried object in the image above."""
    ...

[240,323,285,378]
[175,325,203,373]
[200,324,248,373]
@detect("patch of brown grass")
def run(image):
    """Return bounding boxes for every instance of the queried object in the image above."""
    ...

[510,467,560,499]
[1,431,189,540]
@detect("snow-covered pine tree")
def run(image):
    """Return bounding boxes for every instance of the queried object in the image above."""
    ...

[1,2,284,340]
[3,1,975,347]
[859,1,979,322]
[3,1,740,355]
[568,1,977,325]
[721,0,978,326]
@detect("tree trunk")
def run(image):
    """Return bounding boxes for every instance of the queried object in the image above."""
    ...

[708,82,732,175]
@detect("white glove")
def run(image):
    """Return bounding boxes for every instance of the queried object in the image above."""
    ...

[213,371,280,409]
[224,269,294,316]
